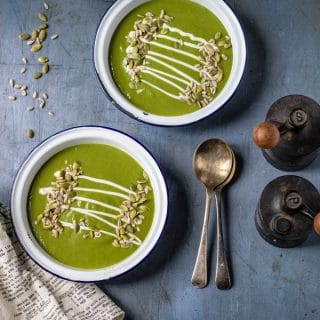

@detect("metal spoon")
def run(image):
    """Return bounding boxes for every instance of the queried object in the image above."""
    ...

[214,147,235,290]
[191,139,233,289]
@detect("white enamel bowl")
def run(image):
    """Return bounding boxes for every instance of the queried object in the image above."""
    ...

[11,126,168,281]
[94,0,246,126]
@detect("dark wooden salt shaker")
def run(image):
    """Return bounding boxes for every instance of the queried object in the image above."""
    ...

[252,95,320,171]
[255,175,320,248]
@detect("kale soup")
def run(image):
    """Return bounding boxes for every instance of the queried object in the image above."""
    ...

[109,0,233,116]
[27,144,155,269]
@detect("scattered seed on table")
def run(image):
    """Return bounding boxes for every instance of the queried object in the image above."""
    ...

[48,111,54,117]
[31,44,42,52]
[9,79,14,88]
[38,56,49,63]
[27,106,35,111]
[19,33,31,40]
[14,84,22,89]
[38,12,48,22]
[21,90,27,96]
[43,2,49,10]
[21,85,27,90]
[8,95,16,101]
[38,98,45,108]
[22,57,28,64]
[33,72,42,79]
[26,129,34,138]
[32,91,38,99]
[42,64,49,74]
[20,67,27,74]
[50,34,59,40]
[27,39,35,46]
[42,93,48,100]
[39,23,48,30]
[31,29,39,40]
[39,29,47,42]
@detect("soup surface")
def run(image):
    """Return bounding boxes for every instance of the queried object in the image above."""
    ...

[28,144,154,269]
[109,0,233,116]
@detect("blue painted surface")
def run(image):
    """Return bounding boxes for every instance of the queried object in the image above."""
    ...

[0,0,319,319]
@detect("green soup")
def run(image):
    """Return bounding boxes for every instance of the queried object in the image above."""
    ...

[28,144,155,269]
[109,0,233,116]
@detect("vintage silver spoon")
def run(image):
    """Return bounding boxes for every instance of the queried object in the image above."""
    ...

[191,139,234,289]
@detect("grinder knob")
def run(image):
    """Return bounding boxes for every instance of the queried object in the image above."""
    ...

[252,121,280,149]
[314,213,320,235]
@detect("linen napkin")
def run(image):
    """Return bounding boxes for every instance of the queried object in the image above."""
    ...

[0,203,124,320]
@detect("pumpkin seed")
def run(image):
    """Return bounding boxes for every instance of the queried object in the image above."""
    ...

[38,56,49,63]
[217,40,225,47]
[221,53,228,61]
[39,29,47,41]
[39,23,48,30]
[31,29,39,40]
[214,32,221,40]
[19,33,31,40]
[50,34,59,40]
[31,44,42,52]
[38,12,48,22]
[26,129,34,138]
[42,64,49,74]
[33,72,42,79]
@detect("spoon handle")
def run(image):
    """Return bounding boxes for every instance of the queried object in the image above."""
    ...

[191,189,212,288]
[214,189,232,290]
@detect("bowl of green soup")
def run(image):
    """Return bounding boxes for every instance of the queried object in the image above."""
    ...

[94,0,246,125]
[11,127,168,281]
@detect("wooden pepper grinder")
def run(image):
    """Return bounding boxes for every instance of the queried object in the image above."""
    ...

[253,95,320,171]
[255,175,320,248]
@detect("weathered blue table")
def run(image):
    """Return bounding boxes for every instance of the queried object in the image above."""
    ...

[0,0,319,319]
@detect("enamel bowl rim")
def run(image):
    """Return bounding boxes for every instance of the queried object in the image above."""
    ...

[94,0,246,126]
[10,126,168,281]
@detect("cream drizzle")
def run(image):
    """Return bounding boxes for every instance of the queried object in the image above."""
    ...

[156,34,200,49]
[73,196,121,212]
[147,50,199,72]
[145,55,199,84]
[162,23,207,43]
[141,79,180,100]
[140,69,185,92]
[74,187,129,200]
[141,66,190,85]
[78,175,135,195]
[70,206,118,220]
[142,38,200,60]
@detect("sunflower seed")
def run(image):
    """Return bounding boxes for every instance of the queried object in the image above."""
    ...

[9,79,14,88]
[39,23,48,30]
[8,95,16,101]
[42,64,49,74]
[22,57,28,64]
[31,44,42,52]
[27,39,35,45]
[19,33,31,40]
[42,93,48,100]
[38,56,49,63]
[20,67,27,74]
[21,90,27,96]
[27,106,35,111]
[48,111,54,117]
[32,91,38,99]
[31,29,39,40]
[33,72,42,79]
[21,85,27,90]
[38,98,45,108]
[50,34,59,40]
[26,129,34,138]
[38,12,48,22]
[221,53,228,61]
[43,2,49,10]
[39,29,47,42]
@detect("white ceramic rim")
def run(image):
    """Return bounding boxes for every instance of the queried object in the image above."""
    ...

[94,0,246,126]
[11,126,168,281]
